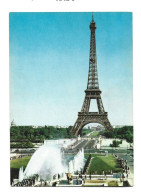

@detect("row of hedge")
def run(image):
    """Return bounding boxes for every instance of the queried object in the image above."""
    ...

[10,141,34,148]
[83,154,92,174]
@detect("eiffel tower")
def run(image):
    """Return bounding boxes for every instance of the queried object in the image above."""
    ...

[71,13,113,136]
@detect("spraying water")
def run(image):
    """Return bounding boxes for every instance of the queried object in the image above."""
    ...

[23,142,66,180]
[18,141,85,182]
[68,161,74,173]
[19,166,24,182]
[68,148,85,173]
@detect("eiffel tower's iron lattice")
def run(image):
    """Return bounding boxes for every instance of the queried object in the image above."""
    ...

[71,14,113,136]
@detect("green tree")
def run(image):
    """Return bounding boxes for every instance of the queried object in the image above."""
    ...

[110,140,120,147]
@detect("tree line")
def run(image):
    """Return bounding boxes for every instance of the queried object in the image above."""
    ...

[10,125,133,148]
[100,126,133,143]
[10,125,92,148]
[10,125,75,143]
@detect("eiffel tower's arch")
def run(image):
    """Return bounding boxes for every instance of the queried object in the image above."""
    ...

[80,122,105,136]
[72,113,112,136]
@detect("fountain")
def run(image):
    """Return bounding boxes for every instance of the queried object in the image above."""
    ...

[68,160,74,173]
[19,166,24,182]
[68,148,85,173]
[23,142,66,180]
[18,141,85,184]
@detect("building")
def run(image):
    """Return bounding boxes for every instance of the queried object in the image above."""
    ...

[11,119,16,126]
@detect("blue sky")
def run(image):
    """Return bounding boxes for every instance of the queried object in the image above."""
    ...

[10,12,133,126]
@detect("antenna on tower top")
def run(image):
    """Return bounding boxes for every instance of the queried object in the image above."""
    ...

[92,12,94,22]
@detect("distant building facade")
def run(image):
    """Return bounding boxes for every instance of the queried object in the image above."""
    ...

[11,119,16,126]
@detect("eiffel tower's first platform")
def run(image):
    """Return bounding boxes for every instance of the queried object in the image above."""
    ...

[71,13,113,136]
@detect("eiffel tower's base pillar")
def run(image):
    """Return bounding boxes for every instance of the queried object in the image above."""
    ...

[71,112,113,136]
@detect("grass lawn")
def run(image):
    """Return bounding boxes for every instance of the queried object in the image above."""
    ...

[10,156,31,183]
[84,180,118,186]
[85,154,122,174]
[85,180,106,183]
[108,181,118,186]
[10,156,31,169]
[89,131,99,137]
